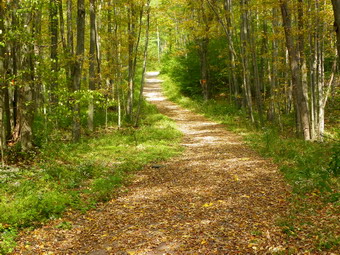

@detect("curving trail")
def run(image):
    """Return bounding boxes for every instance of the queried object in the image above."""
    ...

[14,72,290,254]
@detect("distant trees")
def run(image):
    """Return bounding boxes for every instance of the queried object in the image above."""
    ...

[160,0,338,141]
[0,0,152,157]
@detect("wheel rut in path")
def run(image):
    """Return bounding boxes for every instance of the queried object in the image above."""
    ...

[15,72,290,254]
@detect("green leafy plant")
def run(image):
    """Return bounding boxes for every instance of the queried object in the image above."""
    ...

[0,224,17,254]
[328,143,340,176]
[55,221,73,230]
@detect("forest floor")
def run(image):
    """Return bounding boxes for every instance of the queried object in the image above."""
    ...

[13,73,327,254]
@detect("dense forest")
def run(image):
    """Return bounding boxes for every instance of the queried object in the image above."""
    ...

[0,0,339,155]
[160,0,339,141]
[0,0,152,157]
[0,0,339,253]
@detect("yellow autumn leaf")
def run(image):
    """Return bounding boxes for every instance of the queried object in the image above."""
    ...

[203,203,213,207]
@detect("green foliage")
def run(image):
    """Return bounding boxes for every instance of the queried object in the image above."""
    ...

[328,142,340,177]
[253,131,338,217]
[161,75,249,132]
[42,162,97,189]
[91,175,122,201]
[161,38,231,99]
[0,225,17,255]
[55,221,73,230]
[30,88,117,147]
[0,187,71,227]
[316,234,340,251]
[161,45,201,97]
[247,130,336,194]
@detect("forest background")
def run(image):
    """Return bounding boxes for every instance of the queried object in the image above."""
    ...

[0,0,339,253]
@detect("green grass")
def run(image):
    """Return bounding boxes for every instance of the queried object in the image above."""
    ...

[0,102,183,254]
[161,74,340,252]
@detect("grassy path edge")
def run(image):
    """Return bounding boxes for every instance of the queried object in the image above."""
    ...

[0,102,183,254]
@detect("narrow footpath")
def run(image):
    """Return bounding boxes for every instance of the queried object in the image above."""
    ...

[14,72,290,254]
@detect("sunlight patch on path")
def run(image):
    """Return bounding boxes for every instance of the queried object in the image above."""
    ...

[146,71,160,77]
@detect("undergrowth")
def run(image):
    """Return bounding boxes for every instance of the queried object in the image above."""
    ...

[161,74,340,252]
[0,102,182,254]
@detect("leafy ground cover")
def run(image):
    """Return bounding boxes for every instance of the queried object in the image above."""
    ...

[0,103,182,254]
[161,74,340,252]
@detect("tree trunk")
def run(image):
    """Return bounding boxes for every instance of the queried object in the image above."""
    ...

[199,38,209,101]
[315,1,326,141]
[297,0,311,138]
[240,0,255,123]
[198,0,211,101]
[19,13,36,151]
[72,0,85,142]
[280,0,311,140]
[331,0,340,64]
[11,0,19,131]
[0,93,4,166]
[135,0,151,127]
[58,0,67,54]
[0,0,11,142]
[127,4,136,118]
[0,0,6,159]
[88,0,97,132]
[67,0,74,91]
[113,3,122,128]
[268,8,280,124]
[224,0,239,107]
[10,1,35,151]
[50,0,59,103]
[157,25,161,63]
[249,16,264,126]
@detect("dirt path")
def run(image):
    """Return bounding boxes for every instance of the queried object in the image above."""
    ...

[15,73,290,254]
